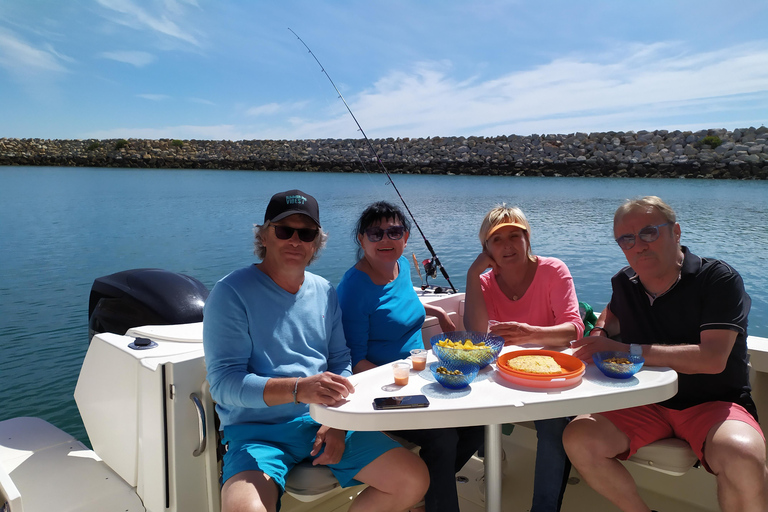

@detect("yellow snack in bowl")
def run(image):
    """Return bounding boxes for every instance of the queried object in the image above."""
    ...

[436,338,488,351]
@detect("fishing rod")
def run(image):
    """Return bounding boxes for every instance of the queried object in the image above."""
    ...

[288,28,458,293]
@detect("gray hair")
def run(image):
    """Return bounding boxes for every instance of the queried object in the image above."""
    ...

[253,220,328,265]
[614,196,677,226]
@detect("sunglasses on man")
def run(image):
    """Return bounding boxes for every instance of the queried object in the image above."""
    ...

[272,225,319,243]
[615,222,671,250]
[363,225,406,243]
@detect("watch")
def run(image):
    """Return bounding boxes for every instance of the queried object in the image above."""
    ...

[630,344,643,357]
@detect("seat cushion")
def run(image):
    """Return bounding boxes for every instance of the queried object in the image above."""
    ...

[627,438,699,476]
[284,460,340,501]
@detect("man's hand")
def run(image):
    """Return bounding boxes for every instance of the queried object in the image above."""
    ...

[310,425,346,466]
[297,372,355,406]
[570,335,628,362]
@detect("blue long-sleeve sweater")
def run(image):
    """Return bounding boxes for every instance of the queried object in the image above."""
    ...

[203,264,352,427]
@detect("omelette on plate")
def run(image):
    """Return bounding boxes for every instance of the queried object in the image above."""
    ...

[507,355,563,374]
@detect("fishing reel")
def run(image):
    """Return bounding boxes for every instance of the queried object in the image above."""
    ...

[422,258,447,293]
[422,258,445,292]
[412,254,453,294]
[422,258,438,279]
[421,258,443,293]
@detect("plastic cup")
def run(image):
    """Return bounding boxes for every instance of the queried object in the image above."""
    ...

[410,349,427,371]
[392,362,410,386]
[488,319,501,333]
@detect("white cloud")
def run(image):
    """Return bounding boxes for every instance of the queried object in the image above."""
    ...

[0,28,68,77]
[100,50,156,67]
[44,43,75,64]
[246,103,281,117]
[137,93,170,101]
[245,101,309,117]
[95,0,200,46]
[64,41,768,142]
[187,97,215,105]
[162,0,200,15]
[281,41,768,139]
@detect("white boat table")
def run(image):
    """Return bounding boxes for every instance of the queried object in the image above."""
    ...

[310,346,678,512]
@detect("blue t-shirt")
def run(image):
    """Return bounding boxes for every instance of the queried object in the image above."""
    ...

[203,264,352,427]
[336,255,426,367]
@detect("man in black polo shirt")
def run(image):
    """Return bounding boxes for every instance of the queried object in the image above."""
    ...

[563,196,767,512]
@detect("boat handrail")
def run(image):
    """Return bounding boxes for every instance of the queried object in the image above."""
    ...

[190,393,207,457]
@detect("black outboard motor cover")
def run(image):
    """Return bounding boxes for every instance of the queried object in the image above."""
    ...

[88,268,209,340]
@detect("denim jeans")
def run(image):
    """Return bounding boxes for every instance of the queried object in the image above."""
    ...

[392,426,485,512]
[531,417,572,512]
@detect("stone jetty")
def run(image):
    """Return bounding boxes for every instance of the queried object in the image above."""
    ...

[1,126,767,179]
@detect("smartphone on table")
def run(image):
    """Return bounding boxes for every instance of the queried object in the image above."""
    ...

[372,395,430,410]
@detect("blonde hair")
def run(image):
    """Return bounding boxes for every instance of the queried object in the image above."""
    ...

[478,205,535,261]
[614,196,677,226]
[253,220,328,265]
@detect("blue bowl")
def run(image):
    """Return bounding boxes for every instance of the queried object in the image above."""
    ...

[592,351,644,379]
[430,360,479,389]
[429,331,505,369]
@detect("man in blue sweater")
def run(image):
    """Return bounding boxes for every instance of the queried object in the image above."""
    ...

[203,189,428,512]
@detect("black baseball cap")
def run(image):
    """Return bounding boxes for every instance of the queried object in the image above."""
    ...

[264,190,321,227]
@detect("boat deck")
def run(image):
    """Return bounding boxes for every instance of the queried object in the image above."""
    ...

[279,423,719,512]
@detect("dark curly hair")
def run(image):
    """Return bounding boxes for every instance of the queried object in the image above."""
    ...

[353,201,411,259]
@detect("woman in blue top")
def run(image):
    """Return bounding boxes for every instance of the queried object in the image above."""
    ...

[337,201,485,512]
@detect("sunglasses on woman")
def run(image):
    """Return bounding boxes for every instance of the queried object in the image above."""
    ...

[272,225,319,242]
[364,225,405,242]
[615,222,671,250]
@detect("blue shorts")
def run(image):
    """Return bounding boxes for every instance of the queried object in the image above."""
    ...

[221,414,401,494]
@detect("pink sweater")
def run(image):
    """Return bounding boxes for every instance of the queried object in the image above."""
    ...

[479,256,584,338]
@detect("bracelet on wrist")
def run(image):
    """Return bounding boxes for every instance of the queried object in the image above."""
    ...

[292,377,301,404]
[590,325,609,337]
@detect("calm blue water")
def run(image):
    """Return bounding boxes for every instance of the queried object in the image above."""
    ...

[2,166,767,443]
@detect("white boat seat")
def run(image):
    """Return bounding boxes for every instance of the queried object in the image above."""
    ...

[213,409,343,502]
[283,431,421,501]
[284,460,340,502]
[283,429,423,501]
[214,430,343,503]
[626,438,699,476]
[509,421,699,476]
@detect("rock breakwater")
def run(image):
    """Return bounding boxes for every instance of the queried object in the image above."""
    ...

[2,127,767,179]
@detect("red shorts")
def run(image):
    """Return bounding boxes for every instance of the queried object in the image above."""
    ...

[599,401,764,473]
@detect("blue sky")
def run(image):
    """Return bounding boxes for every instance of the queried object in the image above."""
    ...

[2,0,768,141]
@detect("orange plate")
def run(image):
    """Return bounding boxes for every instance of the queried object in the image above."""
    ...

[496,350,585,388]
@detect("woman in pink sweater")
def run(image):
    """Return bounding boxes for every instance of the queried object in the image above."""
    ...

[464,205,584,512]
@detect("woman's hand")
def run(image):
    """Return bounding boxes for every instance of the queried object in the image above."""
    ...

[489,321,540,345]
[424,304,456,333]
[468,251,496,277]
[438,313,456,333]
[311,425,347,465]
[297,372,355,406]
[464,250,496,333]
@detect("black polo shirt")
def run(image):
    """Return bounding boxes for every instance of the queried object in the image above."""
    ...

[608,247,754,417]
